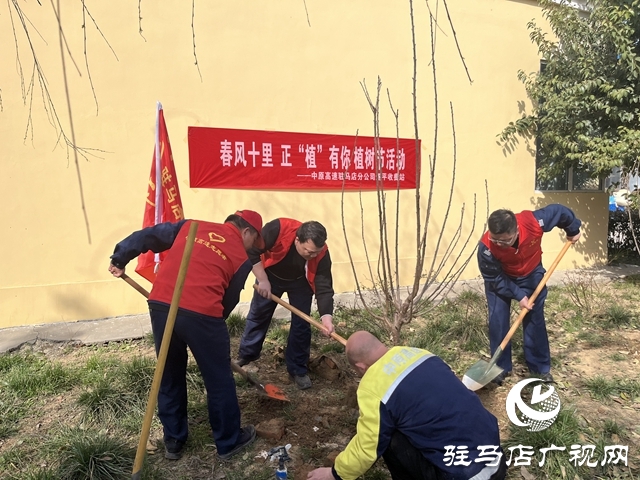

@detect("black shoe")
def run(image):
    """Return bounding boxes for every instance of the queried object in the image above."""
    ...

[491,371,511,386]
[164,438,185,460]
[236,357,252,367]
[291,374,312,390]
[218,425,256,460]
[531,372,554,383]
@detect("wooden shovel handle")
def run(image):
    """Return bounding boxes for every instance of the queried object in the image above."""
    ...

[254,284,348,346]
[122,273,150,299]
[498,240,572,351]
[121,267,287,402]
[131,221,199,479]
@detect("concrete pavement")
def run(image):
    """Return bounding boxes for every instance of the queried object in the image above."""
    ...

[1,264,639,354]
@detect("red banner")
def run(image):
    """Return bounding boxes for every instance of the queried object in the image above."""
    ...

[188,127,419,190]
[136,104,185,283]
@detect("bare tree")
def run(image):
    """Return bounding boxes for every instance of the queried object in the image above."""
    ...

[341,0,487,344]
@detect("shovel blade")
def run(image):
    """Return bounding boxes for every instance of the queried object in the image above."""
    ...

[462,359,504,392]
[264,384,290,402]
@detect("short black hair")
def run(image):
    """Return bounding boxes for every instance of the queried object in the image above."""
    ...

[225,214,258,236]
[487,209,517,235]
[296,221,327,248]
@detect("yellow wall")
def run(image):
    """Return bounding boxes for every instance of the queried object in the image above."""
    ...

[0,0,607,328]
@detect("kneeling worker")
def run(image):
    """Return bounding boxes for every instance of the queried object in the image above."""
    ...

[307,331,507,480]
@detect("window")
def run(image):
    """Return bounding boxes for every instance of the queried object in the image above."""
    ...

[535,164,602,192]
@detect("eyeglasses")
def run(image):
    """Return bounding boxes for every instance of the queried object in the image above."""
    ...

[489,231,518,246]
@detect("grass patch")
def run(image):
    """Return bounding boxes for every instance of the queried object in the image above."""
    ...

[77,355,155,422]
[266,321,290,344]
[602,419,624,438]
[610,352,627,362]
[504,408,585,479]
[186,361,206,392]
[320,342,345,354]
[405,316,451,356]
[576,330,607,348]
[226,313,246,337]
[3,354,79,398]
[77,379,138,419]
[334,306,386,341]
[584,376,640,401]
[119,356,156,398]
[560,312,586,332]
[0,393,32,439]
[49,428,134,479]
[604,304,634,327]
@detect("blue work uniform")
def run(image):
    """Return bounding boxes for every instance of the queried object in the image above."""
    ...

[477,205,581,374]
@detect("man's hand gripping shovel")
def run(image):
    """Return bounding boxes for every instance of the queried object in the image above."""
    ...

[462,241,573,391]
[119,269,289,403]
[252,284,347,346]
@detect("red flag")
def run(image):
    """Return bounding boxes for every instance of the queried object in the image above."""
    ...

[135,102,185,283]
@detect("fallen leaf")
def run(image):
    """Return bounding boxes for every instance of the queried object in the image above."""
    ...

[520,466,535,480]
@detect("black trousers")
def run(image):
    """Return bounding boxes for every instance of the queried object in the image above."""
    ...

[382,431,508,480]
[149,307,242,456]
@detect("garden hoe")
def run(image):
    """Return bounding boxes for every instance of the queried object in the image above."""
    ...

[253,284,347,346]
[121,276,288,403]
[461,240,573,392]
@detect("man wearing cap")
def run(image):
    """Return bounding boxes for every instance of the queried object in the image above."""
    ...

[237,219,335,390]
[108,210,264,461]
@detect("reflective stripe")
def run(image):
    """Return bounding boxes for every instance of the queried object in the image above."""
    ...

[381,353,434,404]
[469,463,499,480]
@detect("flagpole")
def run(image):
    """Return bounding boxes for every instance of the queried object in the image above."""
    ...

[154,102,163,271]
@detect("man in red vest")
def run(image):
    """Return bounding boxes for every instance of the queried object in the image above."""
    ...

[478,205,581,386]
[108,210,264,461]
[237,219,335,390]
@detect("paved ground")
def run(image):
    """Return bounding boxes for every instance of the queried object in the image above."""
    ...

[2,265,639,354]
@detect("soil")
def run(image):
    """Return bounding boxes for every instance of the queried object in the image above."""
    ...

[2,286,640,479]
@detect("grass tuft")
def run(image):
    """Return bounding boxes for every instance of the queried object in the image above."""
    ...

[52,428,133,480]
[584,376,640,401]
[602,419,623,438]
[604,304,634,327]
[266,320,290,345]
[118,356,155,399]
[226,313,246,337]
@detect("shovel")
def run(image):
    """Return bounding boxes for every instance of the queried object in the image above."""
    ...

[230,361,289,401]
[120,273,289,402]
[462,240,573,391]
[131,221,198,480]
[253,284,347,346]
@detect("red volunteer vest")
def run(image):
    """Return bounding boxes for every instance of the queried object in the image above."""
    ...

[149,220,249,317]
[481,211,543,277]
[261,218,328,292]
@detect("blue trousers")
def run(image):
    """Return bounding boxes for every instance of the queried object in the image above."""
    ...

[485,265,551,374]
[149,307,242,456]
[238,276,313,376]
